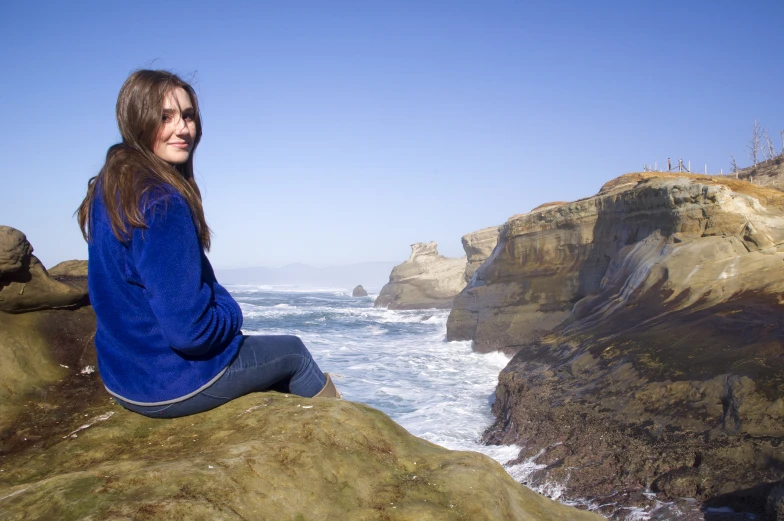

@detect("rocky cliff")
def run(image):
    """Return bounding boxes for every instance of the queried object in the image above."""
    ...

[462,225,500,284]
[375,229,499,310]
[0,228,601,521]
[375,242,468,309]
[446,173,784,517]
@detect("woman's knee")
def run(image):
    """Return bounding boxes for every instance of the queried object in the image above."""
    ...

[237,334,314,372]
[280,335,308,356]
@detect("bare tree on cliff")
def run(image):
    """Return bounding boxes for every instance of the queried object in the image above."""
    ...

[747,119,762,166]
[763,129,777,161]
[781,130,784,155]
[729,153,739,178]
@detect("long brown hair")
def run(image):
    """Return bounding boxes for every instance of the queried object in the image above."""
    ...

[77,70,211,250]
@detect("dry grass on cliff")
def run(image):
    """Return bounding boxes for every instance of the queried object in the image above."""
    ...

[601,172,784,212]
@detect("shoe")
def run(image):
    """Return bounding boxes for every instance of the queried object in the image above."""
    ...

[314,373,342,399]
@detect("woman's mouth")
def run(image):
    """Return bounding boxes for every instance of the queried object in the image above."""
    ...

[169,142,190,149]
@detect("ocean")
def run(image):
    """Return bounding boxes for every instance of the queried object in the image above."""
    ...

[231,285,519,460]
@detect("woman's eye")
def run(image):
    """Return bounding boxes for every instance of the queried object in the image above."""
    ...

[183,113,194,121]
[162,114,172,122]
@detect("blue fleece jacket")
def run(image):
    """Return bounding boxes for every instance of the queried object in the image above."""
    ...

[88,188,243,405]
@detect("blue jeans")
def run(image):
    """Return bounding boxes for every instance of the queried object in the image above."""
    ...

[115,335,327,418]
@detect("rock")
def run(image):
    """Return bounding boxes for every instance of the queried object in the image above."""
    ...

[0,226,33,275]
[0,306,97,434]
[0,396,602,521]
[448,173,784,353]
[0,227,89,313]
[767,481,784,521]
[48,259,88,278]
[352,284,368,297]
[0,311,601,521]
[375,242,468,310]
[462,225,500,283]
[461,173,784,515]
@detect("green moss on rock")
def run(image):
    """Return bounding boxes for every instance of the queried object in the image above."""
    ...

[0,393,601,521]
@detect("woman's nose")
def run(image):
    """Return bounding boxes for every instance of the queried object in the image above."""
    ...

[174,116,191,135]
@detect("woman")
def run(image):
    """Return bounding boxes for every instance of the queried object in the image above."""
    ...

[77,70,339,418]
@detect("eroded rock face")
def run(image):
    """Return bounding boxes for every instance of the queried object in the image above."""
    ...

[0,313,600,521]
[447,173,784,516]
[0,227,88,313]
[448,174,784,353]
[352,284,368,297]
[462,225,500,283]
[375,242,468,310]
[0,226,33,275]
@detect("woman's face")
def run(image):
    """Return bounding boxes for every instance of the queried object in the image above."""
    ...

[152,87,196,165]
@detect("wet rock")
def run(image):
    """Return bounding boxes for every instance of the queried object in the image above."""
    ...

[651,468,713,499]
[352,284,368,297]
[767,481,784,520]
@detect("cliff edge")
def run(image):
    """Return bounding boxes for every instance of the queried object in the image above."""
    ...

[447,173,784,516]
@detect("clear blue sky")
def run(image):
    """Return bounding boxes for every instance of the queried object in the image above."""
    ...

[2,1,782,269]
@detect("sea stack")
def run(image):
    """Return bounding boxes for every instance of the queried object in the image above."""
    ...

[374,242,467,310]
[352,284,368,297]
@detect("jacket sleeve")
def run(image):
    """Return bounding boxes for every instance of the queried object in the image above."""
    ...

[131,193,243,356]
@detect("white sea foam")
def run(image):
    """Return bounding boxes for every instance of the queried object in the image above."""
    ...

[226,284,350,293]
[223,284,276,293]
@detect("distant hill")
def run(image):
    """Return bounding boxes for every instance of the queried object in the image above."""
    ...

[215,262,397,292]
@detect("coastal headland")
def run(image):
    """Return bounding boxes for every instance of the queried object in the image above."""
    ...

[445,171,784,517]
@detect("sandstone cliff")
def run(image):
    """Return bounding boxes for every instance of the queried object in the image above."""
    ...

[462,225,500,283]
[375,242,468,309]
[375,229,499,310]
[446,173,784,517]
[0,229,601,521]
